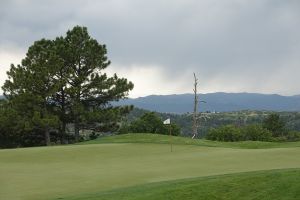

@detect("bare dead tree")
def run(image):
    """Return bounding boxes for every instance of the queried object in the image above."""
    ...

[192,73,207,139]
[192,73,198,139]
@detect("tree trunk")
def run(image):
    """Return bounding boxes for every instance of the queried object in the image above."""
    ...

[61,121,66,144]
[192,73,198,139]
[41,105,51,146]
[73,63,82,142]
[45,127,51,146]
[74,116,80,142]
[60,86,67,144]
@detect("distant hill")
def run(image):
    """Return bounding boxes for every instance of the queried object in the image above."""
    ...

[3,93,300,113]
[115,93,300,113]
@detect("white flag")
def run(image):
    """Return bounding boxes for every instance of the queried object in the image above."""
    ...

[163,118,170,125]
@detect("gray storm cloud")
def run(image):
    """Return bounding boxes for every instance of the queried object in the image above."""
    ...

[0,0,300,97]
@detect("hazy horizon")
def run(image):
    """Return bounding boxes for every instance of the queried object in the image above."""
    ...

[125,91,300,99]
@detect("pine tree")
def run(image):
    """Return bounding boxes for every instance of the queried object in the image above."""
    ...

[61,26,134,141]
[2,26,134,145]
[3,39,61,145]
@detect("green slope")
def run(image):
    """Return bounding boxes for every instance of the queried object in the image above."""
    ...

[61,169,300,200]
[81,133,300,149]
[1,136,300,200]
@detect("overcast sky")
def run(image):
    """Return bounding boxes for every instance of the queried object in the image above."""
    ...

[1,0,300,97]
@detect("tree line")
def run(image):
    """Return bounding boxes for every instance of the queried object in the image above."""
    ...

[0,26,133,148]
[206,113,300,142]
[124,108,300,139]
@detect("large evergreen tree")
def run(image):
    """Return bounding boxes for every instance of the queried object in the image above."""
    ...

[3,39,61,145]
[2,26,134,146]
[61,26,134,141]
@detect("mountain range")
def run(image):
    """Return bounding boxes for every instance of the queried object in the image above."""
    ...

[115,93,300,113]
[2,93,300,114]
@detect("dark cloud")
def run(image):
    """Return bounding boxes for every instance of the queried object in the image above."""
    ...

[1,0,300,97]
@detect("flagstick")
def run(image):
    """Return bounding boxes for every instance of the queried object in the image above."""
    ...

[169,124,172,152]
[164,118,172,152]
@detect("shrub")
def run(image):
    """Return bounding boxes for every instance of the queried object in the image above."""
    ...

[117,123,130,135]
[241,125,272,141]
[89,132,99,140]
[168,123,181,136]
[263,113,286,137]
[129,112,181,135]
[130,112,166,134]
[270,136,288,142]
[286,131,300,141]
[207,124,273,142]
[206,125,242,142]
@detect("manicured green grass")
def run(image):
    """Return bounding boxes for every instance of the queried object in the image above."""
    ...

[82,133,300,149]
[1,135,300,200]
[61,169,300,200]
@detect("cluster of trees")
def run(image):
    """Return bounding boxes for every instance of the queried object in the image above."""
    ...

[119,112,181,136]
[206,125,272,142]
[126,108,300,138]
[0,26,134,148]
[206,114,300,142]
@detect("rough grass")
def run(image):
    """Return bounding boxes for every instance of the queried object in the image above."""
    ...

[81,133,300,149]
[1,134,300,200]
[61,169,300,200]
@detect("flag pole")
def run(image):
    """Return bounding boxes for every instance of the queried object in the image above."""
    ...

[164,118,172,152]
[169,122,172,152]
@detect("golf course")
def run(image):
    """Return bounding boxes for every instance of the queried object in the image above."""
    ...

[1,134,300,200]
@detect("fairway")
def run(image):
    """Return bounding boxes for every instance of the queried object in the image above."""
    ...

[64,169,300,200]
[1,136,300,200]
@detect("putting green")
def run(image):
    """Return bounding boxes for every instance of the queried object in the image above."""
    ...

[82,133,300,149]
[1,141,300,200]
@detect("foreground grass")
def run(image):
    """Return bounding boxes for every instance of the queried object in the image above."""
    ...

[61,169,300,200]
[1,141,300,200]
[82,133,300,149]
